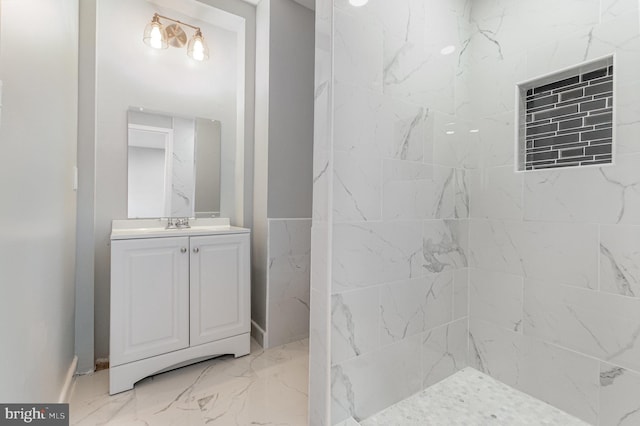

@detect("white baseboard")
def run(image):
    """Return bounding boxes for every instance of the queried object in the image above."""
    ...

[59,355,78,403]
[251,320,266,347]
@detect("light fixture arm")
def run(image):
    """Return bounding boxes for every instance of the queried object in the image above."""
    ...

[152,13,201,33]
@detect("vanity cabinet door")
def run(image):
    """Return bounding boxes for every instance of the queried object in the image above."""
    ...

[189,233,250,346]
[110,237,190,367]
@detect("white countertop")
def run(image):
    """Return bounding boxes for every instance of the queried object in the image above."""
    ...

[110,218,250,240]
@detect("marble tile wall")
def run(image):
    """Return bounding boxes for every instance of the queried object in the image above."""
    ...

[267,219,311,348]
[312,0,640,425]
[328,0,472,423]
[467,0,640,425]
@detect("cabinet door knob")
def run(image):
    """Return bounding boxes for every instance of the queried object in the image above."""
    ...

[193,247,200,253]
[180,247,187,253]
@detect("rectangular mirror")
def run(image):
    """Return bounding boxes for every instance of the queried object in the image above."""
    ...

[127,108,221,218]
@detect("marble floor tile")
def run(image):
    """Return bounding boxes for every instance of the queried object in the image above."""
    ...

[69,339,308,426]
[361,367,590,426]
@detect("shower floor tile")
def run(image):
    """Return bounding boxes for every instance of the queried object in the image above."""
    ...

[360,367,590,426]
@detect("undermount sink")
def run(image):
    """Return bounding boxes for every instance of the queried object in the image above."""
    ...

[110,218,247,240]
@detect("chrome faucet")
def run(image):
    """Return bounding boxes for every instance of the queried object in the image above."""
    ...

[166,217,190,229]
[176,217,190,228]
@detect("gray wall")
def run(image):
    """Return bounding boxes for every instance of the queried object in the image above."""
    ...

[76,0,97,374]
[266,0,315,219]
[0,0,78,400]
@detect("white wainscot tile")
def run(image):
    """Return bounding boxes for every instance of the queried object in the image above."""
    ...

[601,225,640,298]
[422,318,468,388]
[617,79,640,155]
[524,154,640,224]
[268,255,311,347]
[477,112,516,168]
[309,287,330,426]
[469,320,600,424]
[469,220,598,288]
[469,165,523,220]
[453,268,469,320]
[331,288,380,365]
[334,8,383,91]
[332,221,423,291]
[311,222,330,293]
[423,219,469,274]
[470,268,523,332]
[600,362,640,426]
[383,35,455,113]
[379,274,454,345]
[430,111,480,169]
[333,150,382,222]
[331,335,422,423]
[382,160,456,220]
[523,279,640,373]
[470,0,598,62]
[269,219,311,258]
[333,82,427,162]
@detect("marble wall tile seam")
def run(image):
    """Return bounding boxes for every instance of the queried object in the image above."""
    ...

[520,330,640,380]
[332,218,471,225]
[468,265,621,296]
[332,77,433,114]
[471,318,605,366]
[330,272,463,297]
[598,359,640,384]
[331,275,463,365]
[331,315,468,367]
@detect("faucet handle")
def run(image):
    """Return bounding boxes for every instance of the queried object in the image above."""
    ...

[176,217,190,228]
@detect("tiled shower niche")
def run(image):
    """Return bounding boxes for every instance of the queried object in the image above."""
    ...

[517,56,614,171]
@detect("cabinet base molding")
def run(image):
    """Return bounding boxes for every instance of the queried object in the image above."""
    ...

[109,333,250,395]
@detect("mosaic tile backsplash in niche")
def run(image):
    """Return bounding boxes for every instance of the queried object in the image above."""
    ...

[521,62,614,171]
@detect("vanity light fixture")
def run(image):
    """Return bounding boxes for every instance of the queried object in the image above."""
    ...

[143,13,209,61]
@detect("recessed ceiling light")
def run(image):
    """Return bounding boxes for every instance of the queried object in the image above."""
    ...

[470,129,480,133]
[445,130,455,135]
[440,45,456,55]
[349,0,369,6]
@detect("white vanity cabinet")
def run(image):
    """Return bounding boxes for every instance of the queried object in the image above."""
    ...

[109,219,250,395]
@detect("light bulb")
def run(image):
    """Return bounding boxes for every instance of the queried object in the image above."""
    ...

[150,25,163,49]
[349,0,369,6]
[192,38,205,61]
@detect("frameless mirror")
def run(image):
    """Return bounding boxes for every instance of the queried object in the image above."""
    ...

[127,108,221,218]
